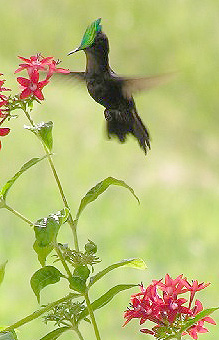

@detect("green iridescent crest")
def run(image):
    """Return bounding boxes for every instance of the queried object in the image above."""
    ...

[79,18,102,50]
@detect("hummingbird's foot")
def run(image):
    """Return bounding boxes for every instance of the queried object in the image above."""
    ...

[104,108,150,154]
[104,109,122,122]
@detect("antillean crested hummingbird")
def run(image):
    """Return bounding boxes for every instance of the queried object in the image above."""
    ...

[66,18,170,154]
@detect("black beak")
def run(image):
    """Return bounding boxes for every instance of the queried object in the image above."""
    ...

[67,47,80,56]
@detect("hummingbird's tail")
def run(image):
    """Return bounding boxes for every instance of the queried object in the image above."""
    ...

[104,108,150,154]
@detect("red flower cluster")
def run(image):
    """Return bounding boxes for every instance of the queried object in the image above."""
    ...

[16,54,69,100]
[0,74,11,149]
[123,274,216,339]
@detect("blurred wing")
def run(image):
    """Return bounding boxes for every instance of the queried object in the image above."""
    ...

[121,73,175,98]
[55,71,86,84]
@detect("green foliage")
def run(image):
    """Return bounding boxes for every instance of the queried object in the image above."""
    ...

[89,258,146,287]
[25,121,53,151]
[78,284,136,321]
[0,332,17,340]
[0,156,48,203]
[68,276,86,293]
[84,240,97,254]
[73,265,90,280]
[39,327,70,340]
[59,244,101,269]
[30,266,64,303]
[33,208,69,265]
[1,3,219,338]
[0,261,7,286]
[75,176,139,224]
[69,265,90,293]
[180,307,219,333]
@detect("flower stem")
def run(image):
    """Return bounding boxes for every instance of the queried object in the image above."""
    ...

[23,107,79,251]
[4,204,33,226]
[54,243,72,278]
[84,291,101,340]
[74,326,85,340]
[42,145,79,251]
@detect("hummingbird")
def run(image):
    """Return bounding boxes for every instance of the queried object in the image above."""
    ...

[66,18,170,154]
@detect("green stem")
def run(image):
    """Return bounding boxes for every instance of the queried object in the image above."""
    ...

[5,204,34,226]
[54,243,72,278]
[42,144,79,251]
[74,326,85,340]
[23,108,79,251]
[2,293,81,332]
[84,291,101,340]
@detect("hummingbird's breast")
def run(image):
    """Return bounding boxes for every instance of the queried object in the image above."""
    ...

[86,74,127,110]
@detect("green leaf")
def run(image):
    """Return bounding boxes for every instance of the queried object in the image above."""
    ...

[88,258,146,287]
[75,177,139,223]
[30,266,64,303]
[69,276,86,293]
[0,261,8,286]
[78,284,135,321]
[33,243,54,267]
[180,307,219,333]
[25,121,53,151]
[34,208,69,265]
[0,156,48,201]
[0,331,17,340]
[39,327,70,340]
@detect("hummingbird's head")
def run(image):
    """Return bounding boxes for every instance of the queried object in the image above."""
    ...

[68,18,109,56]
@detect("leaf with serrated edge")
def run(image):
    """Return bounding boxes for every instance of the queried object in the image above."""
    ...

[89,258,146,288]
[78,284,136,321]
[30,266,63,303]
[75,177,139,223]
[0,261,8,285]
[39,327,70,340]
[0,156,48,201]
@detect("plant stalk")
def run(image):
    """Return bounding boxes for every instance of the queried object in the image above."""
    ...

[74,326,85,340]
[23,107,79,251]
[5,204,33,226]
[54,243,72,278]
[84,291,102,340]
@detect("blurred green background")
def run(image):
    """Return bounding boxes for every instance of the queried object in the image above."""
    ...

[0,0,218,339]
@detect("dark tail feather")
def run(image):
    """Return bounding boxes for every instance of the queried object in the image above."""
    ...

[104,109,150,154]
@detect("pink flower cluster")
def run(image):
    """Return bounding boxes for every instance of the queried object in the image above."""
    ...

[123,274,216,339]
[15,54,69,100]
[0,54,69,150]
[0,74,11,150]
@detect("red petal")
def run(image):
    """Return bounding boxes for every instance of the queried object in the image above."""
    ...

[38,79,49,89]
[18,56,31,63]
[198,327,208,333]
[34,89,44,100]
[20,88,32,99]
[203,316,216,325]
[0,127,10,136]
[0,140,1,149]
[17,77,31,87]
[14,66,25,74]
[41,56,53,64]
[55,67,70,74]
[30,70,39,83]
